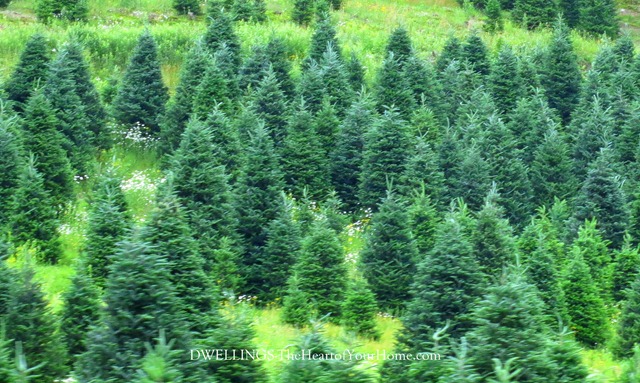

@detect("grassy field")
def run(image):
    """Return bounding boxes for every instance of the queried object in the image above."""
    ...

[1,0,636,381]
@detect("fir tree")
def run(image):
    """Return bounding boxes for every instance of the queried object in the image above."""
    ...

[112,30,169,133]
[0,112,21,228]
[134,330,185,383]
[173,0,201,15]
[406,186,440,255]
[203,108,243,180]
[619,346,640,383]
[617,276,640,357]
[484,0,504,32]
[512,0,556,29]
[192,57,234,118]
[264,37,295,97]
[77,238,192,383]
[281,100,330,200]
[461,33,490,76]
[612,235,640,302]
[211,236,243,294]
[530,129,577,208]
[160,40,210,153]
[292,0,314,26]
[204,10,242,68]
[345,52,365,91]
[489,45,523,115]
[4,33,50,113]
[561,249,610,347]
[314,99,340,156]
[360,190,418,312]
[385,26,414,66]
[559,0,580,28]
[10,157,61,264]
[60,261,100,361]
[0,241,16,319]
[446,145,492,212]
[35,0,88,22]
[282,276,313,328]
[6,263,68,383]
[571,219,612,296]
[307,18,342,65]
[359,109,413,210]
[342,278,379,339]
[570,97,615,178]
[20,92,73,207]
[401,137,446,206]
[578,0,619,37]
[403,57,447,122]
[319,46,354,115]
[542,20,582,124]
[294,220,348,318]
[374,54,416,119]
[545,328,590,383]
[248,66,289,147]
[436,35,463,73]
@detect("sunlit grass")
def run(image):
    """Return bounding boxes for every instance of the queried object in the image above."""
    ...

[583,349,623,383]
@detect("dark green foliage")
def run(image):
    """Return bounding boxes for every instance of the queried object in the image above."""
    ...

[294,220,347,318]
[11,158,61,264]
[203,11,242,69]
[77,238,191,382]
[0,0,10,7]
[331,95,375,212]
[612,235,640,301]
[542,20,581,124]
[385,26,414,66]
[342,279,379,339]
[345,52,365,91]
[489,45,523,115]
[240,38,294,97]
[160,40,210,153]
[249,67,289,146]
[360,191,417,312]
[471,192,517,277]
[572,150,629,248]
[282,276,313,327]
[403,208,485,343]
[359,109,413,210]
[614,34,635,64]
[173,0,201,15]
[307,18,342,65]
[374,54,416,119]
[199,305,267,383]
[170,119,240,273]
[461,33,490,76]
[559,0,580,28]
[512,0,556,29]
[401,137,446,206]
[292,0,314,26]
[112,30,168,133]
[35,0,88,22]
[6,263,68,383]
[617,102,640,167]
[403,57,446,121]
[60,262,100,360]
[192,57,235,118]
[314,99,340,156]
[85,174,130,287]
[406,186,440,255]
[4,34,50,114]
[570,97,615,178]
[484,0,504,32]
[446,145,492,212]
[561,249,609,347]
[20,92,73,207]
[0,113,21,228]
[234,124,285,294]
[466,270,554,383]
[0,244,16,319]
[141,183,217,335]
[617,276,640,358]
[436,35,463,72]
[211,236,243,294]
[531,129,577,210]
[262,197,301,303]
[545,329,590,383]
[203,108,243,180]
[281,101,330,200]
[319,46,354,115]
[578,0,619,37]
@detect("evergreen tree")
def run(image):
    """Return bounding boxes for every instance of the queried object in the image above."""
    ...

[619,346,640,383]
[160,40,210,153]
[545,328,590,383]
[35,0,88,22]
[578,0,619,37]
[203,10,242,69]
[484,0,504,32]
[359,109,413,210]
[385,26,414,66]
[281,100,330,200]
[542,20,582,124]
[512,0,556,29]
[234,124,286,294]
[331,95,375,212]
[561,249,610,347]
[401,137,446,206]
[342,278,379,339]
[294,220,347,318]
[403,207,485,344]
[10,157,61,264]
[77,238,192,383]
[282,275,313,328]
[489,45,523,115]
[319,46,354,115]
[84,175,130,287]
[134,330,185,383]
[203,108,243,180]
[530,129,577,208]
[4,33,50,113]
[406,186,440,255]
[461,33,490,76]
[170,119,240,273]
[141,183,217,335]
[262,196,302,303]
[572,150,629,248]
[617,101,640,167]
[20,92,73,207]
[374,54,416,119]
[112,30,168,133]
[559,0,580,28]
[292,0,314,26]
[360,190,418,312]
[173,0,200,14]
[617,275,640,358]
[60,261,100,361]
[571,219,612,295]
[612,235,640,301]
[248,66,289,147]
[314,99,340,157]
[0,112,21,228]
[346,52,365,91]
[403,57,446,122]
[0,241,16,319]
[446,145,492,212]
[307,18,342,65]
[6,263,68,383]
[436,35,463,72]
[192,57,235,118]
[466,269,556,383]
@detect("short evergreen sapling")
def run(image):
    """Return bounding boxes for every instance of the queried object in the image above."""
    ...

[342,278,380,339]
[173,0,200,15]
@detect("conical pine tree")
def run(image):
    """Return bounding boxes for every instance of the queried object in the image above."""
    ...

[4,33,50,114]
[616,273,640,358]
[0,112,21,228]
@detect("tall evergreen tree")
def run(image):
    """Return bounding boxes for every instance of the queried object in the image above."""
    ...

[612,235,640,302]
[436,35,463,73]
[112,30,169,133]
[4,33,50,114]
[10,157,61,264]
[530,129,577,208]
[559,0,580,28]
[360,190,418,312]
[616,273,640,358]
[319,46,354,115]
[0,111,21,228]
[401,137,446,206]
[570,96,615,178]
[374,54,416,119]
[307,18,342,65]
[203,108,243,180]
[578,0,619,37]
[403,57,446,122]
[446,144,492,212]
[294,220,347,318]
[359,109,413,210]
[314,99,340,157]
[203,10,242,69]
[571,219,612,298]
[484,0,504,32]
[248,66,289,147]
[192,57,234,118]
[292,0,314,26]
[542,20,582,124]
[6,263,68,383]
[512,0,557,29]
[489,45,523,115]
[345,52,365,91]
[385,26,414,66]
[406,185,440,256]
[461,33,490,76]
[20,92,73,207]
